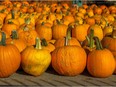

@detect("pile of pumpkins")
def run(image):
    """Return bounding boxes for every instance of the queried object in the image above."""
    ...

[0,0,116,78]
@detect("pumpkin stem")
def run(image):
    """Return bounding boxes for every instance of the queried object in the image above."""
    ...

[102,16,108,27]
[19,12,23,18]
[89,29,94,48]
[66,11,69,16]
[41,22,45,25]
[11,10,15,19]
[112,30,116,38]
[23,25,29,31]
[11,30,18,39]
[35,37,42,49]
[0,9,5,13]
[41,38,48,46]
[25,18,31,24]
[64,36,69,46]
[56,19,61,25]
[94,37,103,50]
[8,20,14,24]
[0,32,6,46]
[86,36,90,46]
[66,26,73,40]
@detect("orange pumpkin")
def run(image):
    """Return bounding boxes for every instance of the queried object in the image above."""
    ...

[93,7,102,15]
[52,36,87,76]
[72,23,90,42]
[17,20,39,46]
[41,38,55,53]
[85,17,95,26]
[35,22,52,41]
[52,20,68,40]
[0,32,21,78]
[2,21,18,36]
[102,30,116,58]
[87,37,115,78]
[88,24,103,41]
[6,30,27,52]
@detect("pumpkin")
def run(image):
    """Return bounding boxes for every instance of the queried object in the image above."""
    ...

[88,24,103,41]
[17,18,39,46]
[0,9,7,21]
[52,36,87,76]
[78,7,86,15]
[17,12,26,26]
[72,23,90,42]
[52,20,68,40]
[109,5,116,14]
[86,8,94,17]
[2,20,18,36]
[41,38,55,53]
[85,17,95,26]
[5,10,19,22]
[93,7,102,15]
[27,6,34,13]
[6,30,27,52]
[93,14,102,24]
[35,22,52,41]
[87,37,115,78]
[103,25,113,37]
[5,10,20,27]
[102,30,116,58]
[54,26,81,48]
[21,37,51,76]
[63,12,75,25]
[0,32,21,78]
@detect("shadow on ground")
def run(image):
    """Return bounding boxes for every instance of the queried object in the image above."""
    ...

[16,65,92,77]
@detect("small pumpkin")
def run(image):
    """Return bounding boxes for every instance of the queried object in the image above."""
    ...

[72,23,90,42]
[6,30,27,52]
[52,20,68,40]
[87,37,115,78]
[88,24,103,41]
[2,20,18,36]
[102,30,116,58]
[21,37,51,76]
[41,38,55,53]
[35,22,52,41]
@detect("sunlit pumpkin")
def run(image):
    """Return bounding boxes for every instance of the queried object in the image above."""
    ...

[21,37,51,76]
[0,32,21,78]
[87,37,115,78]
[52,36,87,76]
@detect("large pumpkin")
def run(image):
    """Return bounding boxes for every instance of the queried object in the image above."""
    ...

[21,37,51,76]
[0,32,21,78]
[52,36,87,76]
[87,37,115,78]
